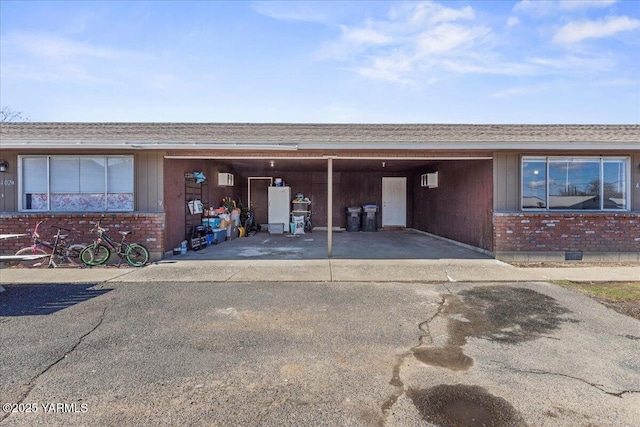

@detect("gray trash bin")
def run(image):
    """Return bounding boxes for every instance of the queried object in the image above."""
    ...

[346,207,362,232]
[361,205,378,232]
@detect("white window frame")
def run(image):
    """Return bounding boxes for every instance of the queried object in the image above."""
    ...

[18,155,134,212]
[521,156,630,212]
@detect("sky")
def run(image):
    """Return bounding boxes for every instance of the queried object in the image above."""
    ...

[1,0,639,124]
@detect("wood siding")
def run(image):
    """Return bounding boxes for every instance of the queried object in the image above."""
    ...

[493,153,519,212]
[0,151,18,212]
[412,160,494,252]
[135,151,164,212]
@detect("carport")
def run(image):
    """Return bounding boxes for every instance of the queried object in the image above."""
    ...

[165,153,494,258]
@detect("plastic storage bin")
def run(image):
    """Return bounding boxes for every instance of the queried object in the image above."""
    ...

[211,228,227,244]
[203,217,221,228]
[346,207,362,232]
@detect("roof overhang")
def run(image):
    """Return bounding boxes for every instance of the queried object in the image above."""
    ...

[1,140,638,150]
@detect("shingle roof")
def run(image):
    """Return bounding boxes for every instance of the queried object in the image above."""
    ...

[2,122,639,144]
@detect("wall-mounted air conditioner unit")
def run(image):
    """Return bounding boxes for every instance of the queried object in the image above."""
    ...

[420,172,438,188]
[218,172,234,187]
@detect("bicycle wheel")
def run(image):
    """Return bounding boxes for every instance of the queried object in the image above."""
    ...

[125,243,149,267]
[15,247,50,268]
[66,244,86,267]
[80,243,110,266]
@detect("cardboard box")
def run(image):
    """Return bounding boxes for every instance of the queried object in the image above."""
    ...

[269,223,284,234]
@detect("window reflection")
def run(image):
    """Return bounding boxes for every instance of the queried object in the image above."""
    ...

[549,160,599,210]
[522,160,546,208]
[522,158,628,211]
[603,161,627,209]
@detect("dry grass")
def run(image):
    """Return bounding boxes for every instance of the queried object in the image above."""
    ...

[554,281,640,321]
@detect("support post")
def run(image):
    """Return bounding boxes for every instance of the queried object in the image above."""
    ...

[327,157,333,257]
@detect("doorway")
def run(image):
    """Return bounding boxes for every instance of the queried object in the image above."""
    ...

[248,177,272,226]
[382,177,407,227]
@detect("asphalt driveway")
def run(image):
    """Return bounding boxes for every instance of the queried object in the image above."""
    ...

[1,280,638,426]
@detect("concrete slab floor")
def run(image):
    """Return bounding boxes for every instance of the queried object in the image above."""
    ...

[174,229,490,261]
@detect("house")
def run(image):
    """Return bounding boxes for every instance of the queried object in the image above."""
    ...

[1,123,638,262]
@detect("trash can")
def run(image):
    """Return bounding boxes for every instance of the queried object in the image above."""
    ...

[346,207,362,232]
[361,205,378,232]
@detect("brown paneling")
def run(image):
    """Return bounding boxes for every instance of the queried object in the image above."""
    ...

[164,159,242,251]
[248,179,270,225]
[413,160,493,252]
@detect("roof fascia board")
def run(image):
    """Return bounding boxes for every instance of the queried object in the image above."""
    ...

[1,141,638,150]
[164,155,494,160]
[0,142,300,150]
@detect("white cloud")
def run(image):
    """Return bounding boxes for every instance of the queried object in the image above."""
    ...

[530,54,616,72]
[490,86,539,98]
[312,2,496,84]
[353,53,414,84]
[395,1,475,26]
[553,16,640,43]
[415,23,491,56]
[506,16,520,28]
[252,1,328,24]
[514,0,617,16]
[341,26,392,45]
[1,32,149,86]
[5,32,130,60]
[558,0,617,11]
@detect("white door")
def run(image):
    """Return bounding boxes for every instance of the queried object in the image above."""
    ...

[382,177,407,227]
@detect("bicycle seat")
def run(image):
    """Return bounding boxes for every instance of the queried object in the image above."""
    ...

[119,231,132,236]
[59,234,69,240]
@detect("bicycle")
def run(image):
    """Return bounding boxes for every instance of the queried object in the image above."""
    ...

[304,212,313,233]
[14,221,86,268]
[243,206,258,236]
[80,220,150,267]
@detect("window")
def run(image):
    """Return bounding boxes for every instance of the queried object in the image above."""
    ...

[20,155,134,212]
[522,157,628,211]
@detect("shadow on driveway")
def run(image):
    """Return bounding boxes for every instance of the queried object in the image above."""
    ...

[0,284,112,316]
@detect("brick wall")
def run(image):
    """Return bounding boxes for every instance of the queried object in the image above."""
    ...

[0,213,166,261]
[494,212,640,253]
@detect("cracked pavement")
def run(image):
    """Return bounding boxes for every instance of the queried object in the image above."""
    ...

[0,280,638,426]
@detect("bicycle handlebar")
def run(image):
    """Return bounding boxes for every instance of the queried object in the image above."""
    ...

[90,220,105,233]
[31,220,46,239]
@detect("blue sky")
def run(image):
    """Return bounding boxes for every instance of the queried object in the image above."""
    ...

[1,0,639,123]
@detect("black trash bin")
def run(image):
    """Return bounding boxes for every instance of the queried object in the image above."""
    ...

[361,205,378,232]
[346,207,362,232]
